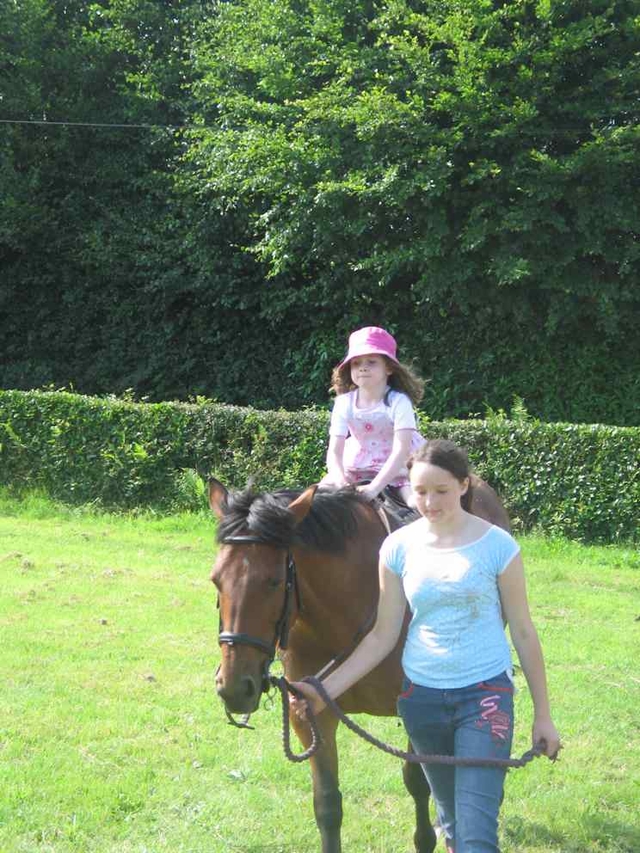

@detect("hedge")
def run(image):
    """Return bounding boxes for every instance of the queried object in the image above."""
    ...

[0,389,637,544]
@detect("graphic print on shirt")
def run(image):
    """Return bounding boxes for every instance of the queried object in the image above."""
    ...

[330,389,424,484]
[347,409,395,472]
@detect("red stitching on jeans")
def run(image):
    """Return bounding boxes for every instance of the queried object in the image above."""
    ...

[479,695,511,743]
[399,682,414,699]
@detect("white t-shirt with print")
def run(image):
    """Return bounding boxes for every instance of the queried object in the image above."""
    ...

[329,388,424,486]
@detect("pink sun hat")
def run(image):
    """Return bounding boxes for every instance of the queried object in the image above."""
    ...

[339,326,399,367]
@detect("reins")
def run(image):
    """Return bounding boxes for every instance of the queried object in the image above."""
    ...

[217,532,301,728]
[217,505,549,769]
[218,534,301,661]
[270,675,546,769]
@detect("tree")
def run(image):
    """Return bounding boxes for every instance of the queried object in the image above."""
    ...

[185,0,640,420]
[1,1,638,422]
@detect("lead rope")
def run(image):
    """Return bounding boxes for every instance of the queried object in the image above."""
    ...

[273,676,322,762]
[271,675,546,769]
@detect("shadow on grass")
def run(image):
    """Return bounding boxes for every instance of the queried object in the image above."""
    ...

[220,847,296,852]
[580,813,640,853]
[504,813,640,852]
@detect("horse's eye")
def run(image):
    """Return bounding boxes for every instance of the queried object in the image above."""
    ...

[267,577,281,590]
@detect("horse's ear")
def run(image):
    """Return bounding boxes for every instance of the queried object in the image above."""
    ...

[208,478,228,519]
[287,484,319,524]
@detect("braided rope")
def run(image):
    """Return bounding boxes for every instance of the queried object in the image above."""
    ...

[271,675,543,769]
[272,676,323,762]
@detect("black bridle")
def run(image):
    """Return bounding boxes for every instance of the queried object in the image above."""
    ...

[217,534,302,725]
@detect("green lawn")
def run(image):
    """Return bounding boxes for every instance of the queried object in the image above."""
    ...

[1,493,638,852]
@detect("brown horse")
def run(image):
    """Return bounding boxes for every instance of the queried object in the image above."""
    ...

[209,477,510,853]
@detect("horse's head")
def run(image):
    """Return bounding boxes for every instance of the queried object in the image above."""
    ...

[209,479,316,715]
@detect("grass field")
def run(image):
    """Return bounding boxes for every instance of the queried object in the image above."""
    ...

[1,492,639,852]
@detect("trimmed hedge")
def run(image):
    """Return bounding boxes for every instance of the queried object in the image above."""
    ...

[0,389,637,543]
[0,390,328,510]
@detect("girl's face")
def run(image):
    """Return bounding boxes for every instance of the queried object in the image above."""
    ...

[410,462,469,524]
[349,355,392,389]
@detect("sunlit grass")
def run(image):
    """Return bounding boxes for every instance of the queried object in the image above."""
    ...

[1,493,638,852]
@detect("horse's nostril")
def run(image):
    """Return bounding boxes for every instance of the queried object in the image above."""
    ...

[243,676,257,699]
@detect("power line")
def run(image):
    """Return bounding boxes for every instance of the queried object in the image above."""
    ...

[0,116,636,134]
[0,118,203,130]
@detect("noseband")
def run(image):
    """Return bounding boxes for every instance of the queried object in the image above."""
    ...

[217,534,301,709]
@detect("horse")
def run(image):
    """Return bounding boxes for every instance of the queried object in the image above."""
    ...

[209,476,510,853]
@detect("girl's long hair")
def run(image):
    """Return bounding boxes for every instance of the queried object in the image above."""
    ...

[330,356,425,405]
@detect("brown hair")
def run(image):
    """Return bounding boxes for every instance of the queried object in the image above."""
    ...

[330,356,425,405]
[408,439,474,511]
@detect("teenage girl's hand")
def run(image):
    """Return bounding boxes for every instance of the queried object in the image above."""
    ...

[532,717,562,760]
[289,680,326,721]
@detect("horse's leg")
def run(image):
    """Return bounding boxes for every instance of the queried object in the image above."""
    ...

[292,711,343,853]
[403,741,437,853]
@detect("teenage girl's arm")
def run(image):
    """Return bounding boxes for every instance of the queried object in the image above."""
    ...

[324,434,350,487]
[357,429,413,501]
[498,554,561,759]
[290,558,407,717]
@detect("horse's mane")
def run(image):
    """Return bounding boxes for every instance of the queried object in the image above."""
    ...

[216,486,373,553]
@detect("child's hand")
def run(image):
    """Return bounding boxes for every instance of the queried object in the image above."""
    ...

[324,474,351,489]
[356,483,381,502]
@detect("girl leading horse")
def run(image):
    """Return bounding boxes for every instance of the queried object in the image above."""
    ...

[209,474,513,853]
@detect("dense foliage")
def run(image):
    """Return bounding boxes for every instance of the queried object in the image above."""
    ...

[0,0,262,401]
[1,1,639,423]
[1,389,638,543]
[188,0,640,419]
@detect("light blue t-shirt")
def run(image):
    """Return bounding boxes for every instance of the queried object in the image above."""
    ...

[381,520,520,689]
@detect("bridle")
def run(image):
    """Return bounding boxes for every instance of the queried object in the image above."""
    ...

[216,533,302,725]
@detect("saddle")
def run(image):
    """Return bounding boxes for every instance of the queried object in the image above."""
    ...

[375,485,421,532]
[318,479,420,532]
[348,474,421,531]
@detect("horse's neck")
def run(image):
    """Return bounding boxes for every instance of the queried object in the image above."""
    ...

[294,517,384,645]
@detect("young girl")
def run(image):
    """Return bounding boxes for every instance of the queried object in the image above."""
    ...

[321,326,425,505]
[293,439,561,853]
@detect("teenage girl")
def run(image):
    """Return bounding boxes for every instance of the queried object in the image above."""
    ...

[293,439,561,853]
[321,326,425,505]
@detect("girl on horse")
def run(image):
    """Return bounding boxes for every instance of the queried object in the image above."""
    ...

[320,326,425,506]
[293,438,561,853]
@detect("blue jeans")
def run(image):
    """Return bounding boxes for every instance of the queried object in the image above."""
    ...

[397,671,514,853]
